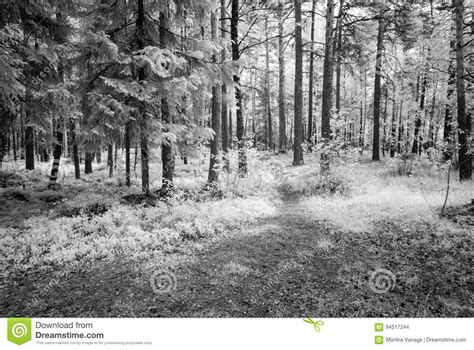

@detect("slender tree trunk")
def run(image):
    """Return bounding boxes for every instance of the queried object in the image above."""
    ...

[85,152,93,174]
[48,127,63,189]
[25,125,34,170]
[158,9,174,193]
[221,0,229,171]
[229,110,233,149]
[11,126,17,161]
[412,69,427,154]
[453,0,471,180]
[231,0,247,174]
[108,143,113,177]
[265,18,273,151]
[307,0,316,146]
[125,121,131,186]
[137,0,149,194]
[372,4,384,161]
[207,10,221,187]
[293,0,304,166]
[320,0,335,170]
[278,4,287,152]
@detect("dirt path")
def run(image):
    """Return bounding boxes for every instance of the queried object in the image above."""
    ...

[2,190,472,317]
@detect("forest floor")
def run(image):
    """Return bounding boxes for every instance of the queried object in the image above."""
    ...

[0,150,473,317]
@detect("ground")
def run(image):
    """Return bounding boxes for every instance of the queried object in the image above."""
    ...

[0,150,473,317]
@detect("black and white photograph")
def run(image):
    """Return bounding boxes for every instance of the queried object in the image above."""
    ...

[0,0,473,325]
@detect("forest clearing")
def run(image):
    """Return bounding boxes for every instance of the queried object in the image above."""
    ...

[0,0,473,319]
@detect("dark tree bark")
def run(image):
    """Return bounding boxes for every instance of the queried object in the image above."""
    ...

[265,18,273,151]
[278,4,287,153]
[48,127,63,189]
[412,70,427,154]
[137,0,149,194]
[25,125,35,170]
[372,4,384,161]
[453,0,471,180]
[321,0,335,170]
[108,143,113,177]
[231,0,247,174]
[207,10,221,187]
[125,121,131,186]
[221,0,229,170]
[293,0,304,166]
[443,62,455,160]
[160,8,175,192]
[11,126,17,161]
[85,152,93,174]
[307,0,316,146]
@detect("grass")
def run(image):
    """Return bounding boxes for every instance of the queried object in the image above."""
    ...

[0,150,472,317]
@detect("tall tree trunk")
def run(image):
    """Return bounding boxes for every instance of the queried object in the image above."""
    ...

[293,0,304,166]
[412,69,427,154]
[265,18,273,151]
[125,121,131,186]
[108,143,113,177]
[453,0,471,180]
[159,8,175,192]
[207,10,221,187]
[372,4,384,161]
[307,0,316,146]
[11,126,17,161]
[137,0,149,194]
[48,128,62,189]
[25,125,34,170]
[85,152,93,174]
[320,0,335,170]
[278,3,287,152]
[231,0,247,174]
[221,0,229,171]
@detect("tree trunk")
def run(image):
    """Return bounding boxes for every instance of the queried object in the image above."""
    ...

[85,152,93,174]
[293,0,304,166]
[278,4,287,152]
[320,0,335,170]
[25,125,34,170]
[137,0,149,194]
[48,127,63,189]
[11,126,17,161]
[125,121,131,186]
[231,0,247,175]
[207,10,221,187]
[412,69,427,154]
[221,0,229,170]
[307,0,316,146]
[265,17,273,151]
[453,0,471,180]
[108,143,113,177]
[372,5,384,161]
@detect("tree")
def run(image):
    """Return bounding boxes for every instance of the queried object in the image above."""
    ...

[372,3,385,161]
[453,0,471,180]
[207,9,221,187]
[278,2,287,153]
[321,0,335,171]
[293,0,304,166]
[307,0,316,146]
[231,0,247,175]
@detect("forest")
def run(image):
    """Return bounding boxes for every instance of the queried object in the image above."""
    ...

[0,0,472,318]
